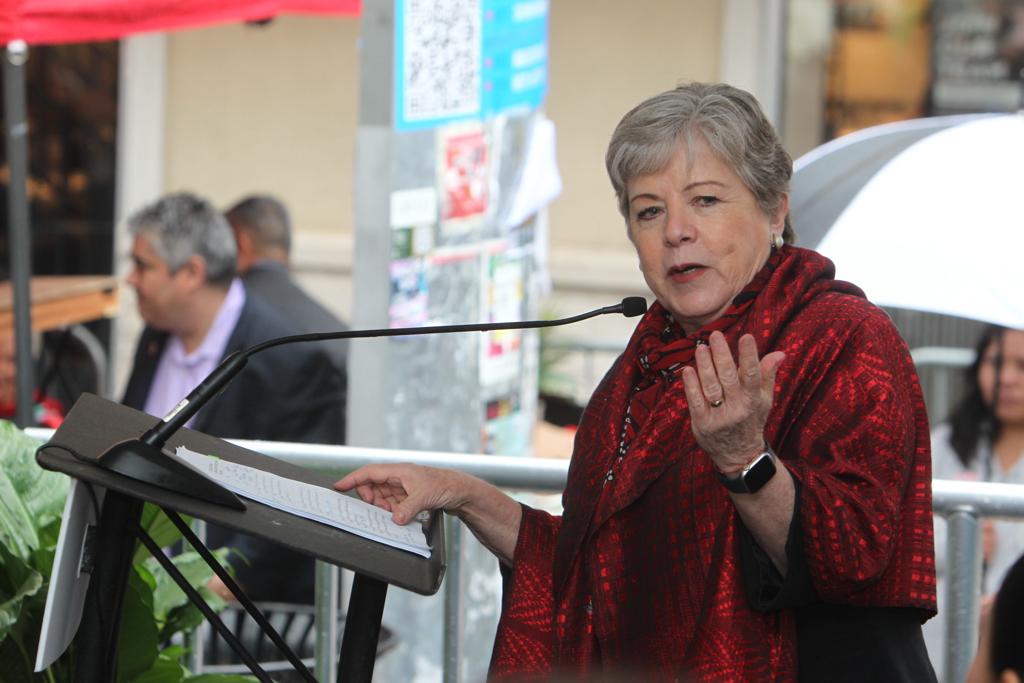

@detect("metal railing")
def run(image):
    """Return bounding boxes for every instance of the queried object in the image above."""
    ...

[248,444,1024,683]
[27,378,1016,683]
[544,342,976,419]
[932,480,1024,683]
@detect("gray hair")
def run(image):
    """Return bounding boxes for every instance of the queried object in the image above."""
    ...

[224,194,292,256]
[127,192,237,285]
[605,82,795,243]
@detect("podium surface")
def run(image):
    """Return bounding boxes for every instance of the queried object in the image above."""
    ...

[37,393,445,596]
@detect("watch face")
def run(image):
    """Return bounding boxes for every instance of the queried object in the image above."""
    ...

[744,453,777,493]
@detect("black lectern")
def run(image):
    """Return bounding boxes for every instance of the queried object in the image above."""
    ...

[36,393,446,682]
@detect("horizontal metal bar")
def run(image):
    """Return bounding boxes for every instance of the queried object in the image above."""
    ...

[26,428,565,492]
[234,438,572,492]
[233,443,1024,519]
[27,428,1024,513]
[909,346,974,368]
[931,479,1024,517]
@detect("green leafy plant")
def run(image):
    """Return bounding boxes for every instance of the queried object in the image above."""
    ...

[0,420,255,683]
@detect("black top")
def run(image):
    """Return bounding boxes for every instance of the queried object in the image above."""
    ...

[739,482,938,682]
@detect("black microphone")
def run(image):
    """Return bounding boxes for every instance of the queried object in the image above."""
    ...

[99,297,648,508]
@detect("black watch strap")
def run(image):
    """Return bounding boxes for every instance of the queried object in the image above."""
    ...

[717,448,778,494]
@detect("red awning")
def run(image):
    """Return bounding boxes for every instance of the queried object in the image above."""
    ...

[1,0,360,46]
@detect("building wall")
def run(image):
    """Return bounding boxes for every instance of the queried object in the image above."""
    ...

[114,2,732,395]
[545,0,721,253]
[163,15,361,237]
[783,0,832,158]
[158,1,720,256]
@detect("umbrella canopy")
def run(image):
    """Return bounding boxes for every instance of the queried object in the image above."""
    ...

[790,113,998,249]
[1,0,359,45]
[791,114,1024,329]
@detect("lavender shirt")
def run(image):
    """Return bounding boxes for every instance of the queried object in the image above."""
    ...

[143,279,246,426]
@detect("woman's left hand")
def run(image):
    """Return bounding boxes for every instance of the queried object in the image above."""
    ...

[681,330,785,475]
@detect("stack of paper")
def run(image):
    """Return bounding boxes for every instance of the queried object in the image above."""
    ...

[173,447,431,558]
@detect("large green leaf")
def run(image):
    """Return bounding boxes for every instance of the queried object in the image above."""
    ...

[133,505,187,565]
[0,541,45,682]
[127,649,188,683]
[145,549,228,642]
[29,521,61,581]
[0,420,71,559]
[0,422,250,683]
[0,539,43,643]
[148,551,225,622]
[117,565,161,683]
[0,421,68,527]
[183,675,259,683]
[0,573,42,648]
[0,467,36,560]
[159,584,227,644]
[157,645,187,661]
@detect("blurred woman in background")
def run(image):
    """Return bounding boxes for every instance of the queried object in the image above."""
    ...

[927,326,1024,676]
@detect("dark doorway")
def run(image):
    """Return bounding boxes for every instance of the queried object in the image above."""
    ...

[2,41,119,410]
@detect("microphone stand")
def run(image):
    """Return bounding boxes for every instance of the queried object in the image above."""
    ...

[96,296,648,505]
[81,296,647,680]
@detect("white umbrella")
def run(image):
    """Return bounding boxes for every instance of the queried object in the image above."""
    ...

[800,114,1024,329]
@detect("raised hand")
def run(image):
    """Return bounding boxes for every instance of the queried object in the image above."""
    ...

[681,330,785,475]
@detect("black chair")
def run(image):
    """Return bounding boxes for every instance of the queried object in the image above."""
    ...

[201,602,398,681]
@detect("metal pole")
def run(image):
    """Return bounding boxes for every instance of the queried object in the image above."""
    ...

[4,40,34,427]
[315,561,340,681]
[135,526,275,683]
[337,573,387,683]
[250,440,572,491]
[442,517,465,683]
[943,507,983,683]
[186,518,207,674]
[164,510,315,681]
[72,492,144,682]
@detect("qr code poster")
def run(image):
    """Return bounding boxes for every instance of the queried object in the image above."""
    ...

[395,0,482,130]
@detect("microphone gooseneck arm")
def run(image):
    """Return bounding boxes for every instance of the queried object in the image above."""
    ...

[139,351,249,448]
[244,295,648,356]
[139,296,648,451]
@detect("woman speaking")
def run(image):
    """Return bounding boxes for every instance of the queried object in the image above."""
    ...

[336,82,937,682]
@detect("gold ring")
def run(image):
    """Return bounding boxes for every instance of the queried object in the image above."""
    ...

[709,398,724,408]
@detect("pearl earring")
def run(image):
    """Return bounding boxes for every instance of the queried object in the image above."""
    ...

[770,233,784,250]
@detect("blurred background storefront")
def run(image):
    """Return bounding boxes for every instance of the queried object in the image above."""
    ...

[786,0,1024,155]
[3,2,1022,679]
[3,0,1023,432]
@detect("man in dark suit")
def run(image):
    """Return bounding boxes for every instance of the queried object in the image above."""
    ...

[225,194,349,390]
[122,192,345,603]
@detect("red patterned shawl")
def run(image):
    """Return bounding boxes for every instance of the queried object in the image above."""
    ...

[490,246,936,681]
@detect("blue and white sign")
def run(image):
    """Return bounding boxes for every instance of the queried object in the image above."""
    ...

[395,0,549,131]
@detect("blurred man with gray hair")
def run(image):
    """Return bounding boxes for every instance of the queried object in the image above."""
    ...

[122,191,344,603]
